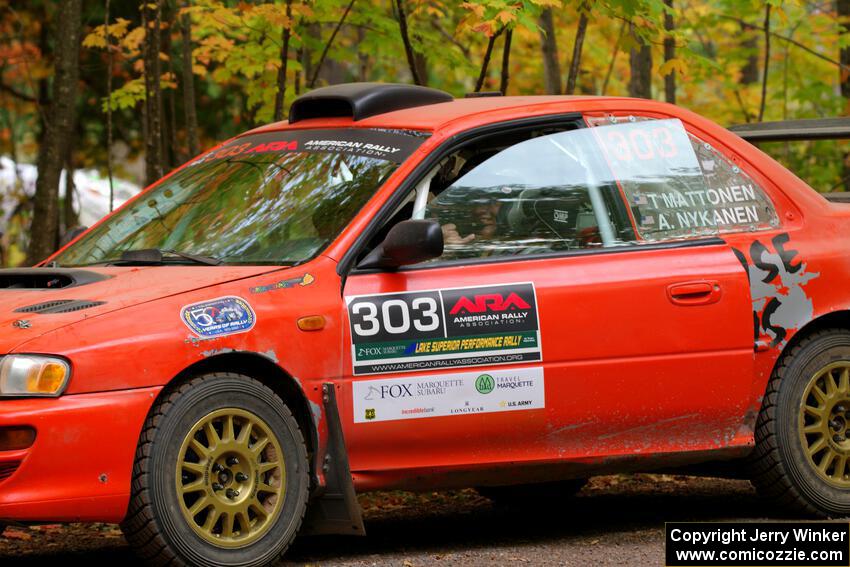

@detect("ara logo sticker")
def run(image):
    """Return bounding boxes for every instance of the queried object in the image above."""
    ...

[449,292,531,315]
[181,296,256,338]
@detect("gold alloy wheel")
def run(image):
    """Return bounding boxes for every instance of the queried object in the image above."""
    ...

[799,361,850,488]
[175,408,286,548]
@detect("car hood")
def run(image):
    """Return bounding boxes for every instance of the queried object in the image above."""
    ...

[0,265,280,353]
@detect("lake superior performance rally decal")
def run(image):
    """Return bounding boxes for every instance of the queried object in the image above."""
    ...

[345,282,541,375]
[353,367,545,423]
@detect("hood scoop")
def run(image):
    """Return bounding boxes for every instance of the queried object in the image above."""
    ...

[15,299,106,314]
[0,268,110,290]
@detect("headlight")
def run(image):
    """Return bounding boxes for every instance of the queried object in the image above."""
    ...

[0,355,71,397]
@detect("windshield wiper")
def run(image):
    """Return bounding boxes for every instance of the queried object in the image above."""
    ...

[116,248,222,266]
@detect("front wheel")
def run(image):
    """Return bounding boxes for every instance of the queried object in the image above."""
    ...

[751,329,850,516]
[122,373,310,566]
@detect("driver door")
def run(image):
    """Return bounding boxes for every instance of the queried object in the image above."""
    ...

[338,119,755,482]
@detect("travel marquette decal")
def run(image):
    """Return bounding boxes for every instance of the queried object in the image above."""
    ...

[345,282,542,375]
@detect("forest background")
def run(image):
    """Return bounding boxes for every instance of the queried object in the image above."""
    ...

[1,0,848,266]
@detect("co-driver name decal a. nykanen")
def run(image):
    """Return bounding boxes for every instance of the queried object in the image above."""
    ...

[345,282,542,375]
[353,367,545,423]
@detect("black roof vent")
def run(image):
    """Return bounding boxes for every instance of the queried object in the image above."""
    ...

[289,82,453,123]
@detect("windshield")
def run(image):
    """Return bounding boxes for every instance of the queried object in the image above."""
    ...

[54,128,426,266]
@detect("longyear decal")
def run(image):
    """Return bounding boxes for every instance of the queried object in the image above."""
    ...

[345,283,542,375]
[733,233,819,348]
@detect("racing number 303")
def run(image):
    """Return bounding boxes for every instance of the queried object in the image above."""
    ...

[351,297,441,337]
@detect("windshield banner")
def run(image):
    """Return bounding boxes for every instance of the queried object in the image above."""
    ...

[189,128,425,167]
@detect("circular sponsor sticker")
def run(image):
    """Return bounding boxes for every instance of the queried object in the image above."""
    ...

[475,374,495,394]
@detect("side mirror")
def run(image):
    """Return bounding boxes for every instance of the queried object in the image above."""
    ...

[358,219,443,270]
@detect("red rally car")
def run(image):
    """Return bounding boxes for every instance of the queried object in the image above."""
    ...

[1,82,849,565]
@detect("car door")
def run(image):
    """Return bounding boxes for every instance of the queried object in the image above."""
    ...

[339,118,755,480]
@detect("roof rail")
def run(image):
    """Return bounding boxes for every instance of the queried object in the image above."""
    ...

[288,82,453,124]
[728,117,850,142]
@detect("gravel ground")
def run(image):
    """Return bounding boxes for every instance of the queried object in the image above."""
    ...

[0,474,768,565]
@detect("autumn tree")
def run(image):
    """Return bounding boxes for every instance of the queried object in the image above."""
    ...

[27,0,82,265]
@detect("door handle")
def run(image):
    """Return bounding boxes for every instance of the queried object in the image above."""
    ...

[667,280,722,306]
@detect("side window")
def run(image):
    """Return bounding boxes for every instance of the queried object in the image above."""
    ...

[587,115,780,241]
[423,129,637,261]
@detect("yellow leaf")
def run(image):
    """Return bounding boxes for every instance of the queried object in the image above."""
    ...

[658,58,687,77]
[83,28,107,49]
[462,2,485,18]
[496,10,515,24]
[529,0,561,7]
[122,27,145,51]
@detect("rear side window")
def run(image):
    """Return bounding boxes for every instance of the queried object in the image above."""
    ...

[587,115,780,241]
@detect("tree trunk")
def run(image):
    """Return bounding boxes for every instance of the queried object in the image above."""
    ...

[63,147,77,232]
[664,0,675,104]
[27,0,82,265]
[356,28,369,82]
[740,22,759,85]
[757,4,771,122]
[309,0,356,88]
[105,0,115,212]
[180,1,199,157]
[273,0,292,122]
[37,10,50,133]
[143,0,164,185]
[395,0,423,85]
[301,23,320,90]
[600,20,626,95]
[538,8,561,94]
[475,28,504,92]
[628,22,652,99]
[565,5,589,95]
[161,13,176,170]
[500,29,512,94]
[413,51,428,87]
[839,0,850,191]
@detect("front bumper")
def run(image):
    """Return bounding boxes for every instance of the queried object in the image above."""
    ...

[0,387,160,523]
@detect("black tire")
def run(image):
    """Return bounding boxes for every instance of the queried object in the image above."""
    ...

[121,373,310,566]
[477,479,587,508]
[750,328,850,517]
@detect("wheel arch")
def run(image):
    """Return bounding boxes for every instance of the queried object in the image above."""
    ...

[161,351,318,483]
[779,311,850,363]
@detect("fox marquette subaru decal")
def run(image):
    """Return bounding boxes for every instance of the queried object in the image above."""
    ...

[180,296,257,338]
[345,282,542,375]
[353,367,545,423]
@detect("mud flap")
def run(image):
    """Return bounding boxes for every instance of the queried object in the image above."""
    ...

[299,383,365,536]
